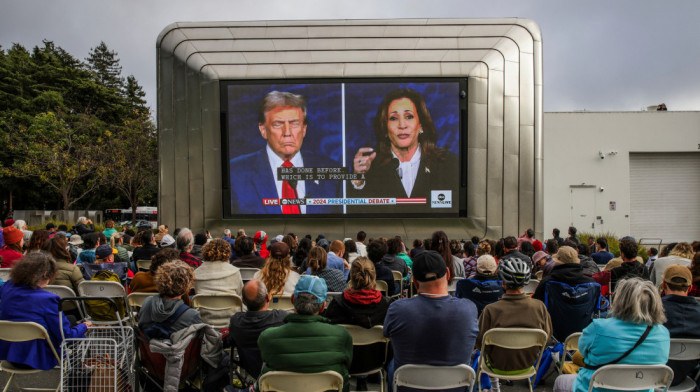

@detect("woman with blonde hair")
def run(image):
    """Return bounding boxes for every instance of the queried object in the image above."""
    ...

[651,242,695,287]
[323,256,390,328]
[553,277,670,392]
[254,242,300,296]
[308,246,346,293]
[110,232,129,264]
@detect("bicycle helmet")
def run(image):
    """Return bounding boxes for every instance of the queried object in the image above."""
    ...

[497,257,531,287]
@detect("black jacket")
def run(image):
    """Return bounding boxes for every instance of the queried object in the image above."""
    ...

[662,295,700,385]
[533,263,596,301]
[323,293,391,329]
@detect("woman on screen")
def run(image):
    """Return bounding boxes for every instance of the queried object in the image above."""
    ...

[349,88,458,207]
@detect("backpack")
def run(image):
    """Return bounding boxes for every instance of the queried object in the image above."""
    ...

[143,304,189,340]
[85,270,127,322]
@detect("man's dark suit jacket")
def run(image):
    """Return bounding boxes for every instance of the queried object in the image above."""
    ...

[229,148,341,215]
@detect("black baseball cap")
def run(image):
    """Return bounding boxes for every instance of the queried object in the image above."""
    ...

[412,250,447,282]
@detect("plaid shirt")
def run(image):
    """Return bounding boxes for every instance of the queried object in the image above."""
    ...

[180,251,202,269]
[463,256,478,278]
[314,268,348,293]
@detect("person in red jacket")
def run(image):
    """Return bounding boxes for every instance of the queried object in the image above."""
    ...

[0,227,24,268]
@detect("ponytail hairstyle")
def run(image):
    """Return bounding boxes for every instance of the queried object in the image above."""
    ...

[308,246,328,274]
[349,256,376,290]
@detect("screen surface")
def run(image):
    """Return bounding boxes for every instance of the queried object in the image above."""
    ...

[222,79,466,218]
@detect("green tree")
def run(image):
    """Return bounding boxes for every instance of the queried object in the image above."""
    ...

[86,41,123,91]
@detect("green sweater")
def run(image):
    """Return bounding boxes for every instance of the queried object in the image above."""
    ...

[258,313,353,392]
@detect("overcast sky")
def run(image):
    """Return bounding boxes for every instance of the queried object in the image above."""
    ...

[2,0,699,113]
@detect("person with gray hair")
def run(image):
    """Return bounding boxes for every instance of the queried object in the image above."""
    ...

[13,219,33,244]
[71,217,95,235]
[553,277,670,392]
[176,227,202,268]
[258,275,353,392]
[227,279,288,378]
[228,90,341,215]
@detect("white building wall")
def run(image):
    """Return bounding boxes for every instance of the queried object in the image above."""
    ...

[543,111,700,240]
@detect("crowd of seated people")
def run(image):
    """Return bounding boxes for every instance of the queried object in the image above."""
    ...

[0,217,699,391]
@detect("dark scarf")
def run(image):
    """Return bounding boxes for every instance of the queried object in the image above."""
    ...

[343,289,383,305]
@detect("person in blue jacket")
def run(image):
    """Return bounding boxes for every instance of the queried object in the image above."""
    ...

[0,252,92,370]
[552,277,670,392]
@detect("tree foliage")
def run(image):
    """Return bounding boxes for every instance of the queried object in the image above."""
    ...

[0,40,157,218]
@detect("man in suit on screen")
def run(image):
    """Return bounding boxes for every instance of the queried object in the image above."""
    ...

[229,91,341,215]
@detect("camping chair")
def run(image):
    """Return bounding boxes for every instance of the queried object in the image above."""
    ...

[0,268,11,282]
[477,328,549,392]
[136,259,151,272]
[127,292,158,322]
[523,279,539,295]
[556,332,582,374]
[192,294,243,329]
[268,295,294,311]
[326,292,343,306]
[448,277,464,296]
[45,285,85,320]
[135,326,203,391]
[258,370,344,392]
[661,338,700,392]
[341,325,390,392]
[0,320,60,392]
[77,280,131,326]
[394,364,475,392]
[391,270,403,298]
[80,262,130,284]
[544,282,601,342]
[375,280,389,296]
[588,364,672,392]
[455,279,504,315]
[239,267,260,283]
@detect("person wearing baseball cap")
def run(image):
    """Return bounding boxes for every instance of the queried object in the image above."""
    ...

[0,226,25,268]
[661,265,700,387]
[383,250,479,391]
[257,275,353,391]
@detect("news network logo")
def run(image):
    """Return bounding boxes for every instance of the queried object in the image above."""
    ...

[430,190,452,208]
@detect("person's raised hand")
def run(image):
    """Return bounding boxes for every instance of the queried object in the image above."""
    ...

[352,147,376,188]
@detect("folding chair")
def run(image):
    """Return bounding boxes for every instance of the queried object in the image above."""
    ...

[447,277,463,296]
[523,279,539,295]
[326,292,343,306]
[588,364,672,392]
[268,295,294,311]
[556,332,582,374]
[77,280,130,326]
[544,282,601,342]
[258,370,344,392]
[661,338,700,392]
[391,270,403,298]
[239,267,260,283]
[394,364,475,392]
[0,321,60,392]
[477,328,549,392]
[375,280,388,296]
[136,259,152,272]
[127,292,158,322]
[45,285,85,320]
[191,294,243,329]
[455,279,504,315]
[0,268,11,282]
[341,325,390,392]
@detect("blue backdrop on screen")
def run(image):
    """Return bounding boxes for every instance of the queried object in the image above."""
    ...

[343,82,460,164]
[227,83,343,163]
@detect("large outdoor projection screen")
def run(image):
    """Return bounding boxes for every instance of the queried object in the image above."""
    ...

[221,79,468,218]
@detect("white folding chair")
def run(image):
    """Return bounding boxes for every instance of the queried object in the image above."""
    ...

[477,328,549,392]
[267,295,294,311]
[0,321,60,392]
[239,267,260,282]
[0,268,11,282]
[656,338,700,392]
[394,364,475,392]
[77,280,130,326]
[258,370,343,392]
[341,325,390,392]
[136,259,151,271]
[192,294,243,329]
[448,277,463,296]
[391,270,403,298]
[45,285,85,320]
[589,364,673,392]
[375,280,388,296]
[126,292,158,321]
[523,279,539,295]
[557,332,582,374]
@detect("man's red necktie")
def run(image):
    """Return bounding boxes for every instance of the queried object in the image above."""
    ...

[281,161,300,214]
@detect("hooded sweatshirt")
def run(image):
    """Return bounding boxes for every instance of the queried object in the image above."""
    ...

[533,263,596,302]
[139,294,202,334]
[380,254,408,277]
[323,289,390,328]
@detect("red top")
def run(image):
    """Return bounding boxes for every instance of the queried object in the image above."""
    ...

[0,248,23,268]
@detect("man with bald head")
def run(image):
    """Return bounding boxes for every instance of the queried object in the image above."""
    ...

[228,279,287,378]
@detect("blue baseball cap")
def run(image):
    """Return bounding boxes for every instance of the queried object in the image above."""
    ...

[294,275,327,304]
